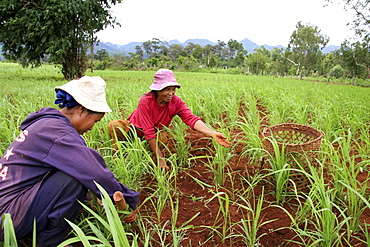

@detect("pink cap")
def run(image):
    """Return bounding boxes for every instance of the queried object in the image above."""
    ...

[149,69,181,91]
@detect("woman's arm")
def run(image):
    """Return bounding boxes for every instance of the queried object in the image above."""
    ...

[193,120,231,147]
[147,138,169,169]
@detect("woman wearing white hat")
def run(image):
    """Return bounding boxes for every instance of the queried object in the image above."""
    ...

[108,69,230,169]
[0,76,139,246]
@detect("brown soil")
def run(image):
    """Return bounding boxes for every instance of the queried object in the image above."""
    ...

[18,102,369,247]
[132,100,369,246]
[134,127,369,247]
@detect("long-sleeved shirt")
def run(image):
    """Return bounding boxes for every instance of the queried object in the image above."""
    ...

[128,92,200,140]
[0,107,139,229]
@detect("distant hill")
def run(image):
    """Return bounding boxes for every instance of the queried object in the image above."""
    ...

[93,38,339,55]
[181,39,217,47]
[240,38,259,53]
[323,45,340,53]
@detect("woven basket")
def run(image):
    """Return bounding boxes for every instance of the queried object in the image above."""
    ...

[261,123,324,191]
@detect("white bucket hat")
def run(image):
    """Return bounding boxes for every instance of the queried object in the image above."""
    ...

[55,76,112,113]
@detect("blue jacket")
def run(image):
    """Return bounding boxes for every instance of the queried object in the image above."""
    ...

[0,107,139,229]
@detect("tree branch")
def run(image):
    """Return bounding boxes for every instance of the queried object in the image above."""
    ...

[280,55,299,67]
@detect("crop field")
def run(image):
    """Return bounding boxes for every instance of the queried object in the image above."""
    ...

[1,62,370,246]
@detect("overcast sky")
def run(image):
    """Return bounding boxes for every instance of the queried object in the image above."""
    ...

[96,0,356,47]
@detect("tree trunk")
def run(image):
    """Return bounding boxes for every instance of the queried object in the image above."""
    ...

[62,46,87,80]
[90,39,94,73]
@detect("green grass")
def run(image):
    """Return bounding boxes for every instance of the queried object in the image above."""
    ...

[1,62,369,246]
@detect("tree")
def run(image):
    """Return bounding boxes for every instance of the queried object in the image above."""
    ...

[125,53,141,70]
[325,0,369,41]
[234,51,246,68]
[0,0,121,80]
[177,55,199,70]
[158,43,170,57]
[190,44,203,63]
[287,22,329,79]
[203,44,214,67]
[214,40,227,60]
[246,46,271,75]
[325,1,369,81]
[322,53,337,76]
[208,54,220,68]
[142,40,153,59]
[134,45,144,61]
[141,38,167,59]
[338,40,370,81]
[150,38,162,57]
[271,47,290,77]
[95,49,110,61]
[328,65,345,80]
[110,53,126,68]
[157,54,173,69]
[227,39,244,59]
[169,44,185,61]
[184,42,197,56]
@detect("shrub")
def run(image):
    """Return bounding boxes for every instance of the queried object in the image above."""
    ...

[329,65,345,79]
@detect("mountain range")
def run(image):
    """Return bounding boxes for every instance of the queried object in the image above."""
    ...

[93,38,340,55]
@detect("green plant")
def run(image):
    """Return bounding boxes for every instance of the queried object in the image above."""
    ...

[1,214,18,247]
[206,191,232,244]
[327,130,369,232]
[207,129,233,187]
[264,138,291,204]
[1,63,369,246]
[291,164,351,247]
[59,182,139,247]
[230,188,277,246]
[328,65,345,79]
[107,126,152,191]
[164,117,191,166]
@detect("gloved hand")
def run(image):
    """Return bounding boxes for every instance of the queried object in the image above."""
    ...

[113,191,138,223]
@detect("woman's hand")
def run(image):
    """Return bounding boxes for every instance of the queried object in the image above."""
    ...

[213,131,231,147]
[158,158,170,170]
[194,120,231,148]
[148,138,170,170]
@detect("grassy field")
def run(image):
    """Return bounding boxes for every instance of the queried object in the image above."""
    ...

[0,62,369,246]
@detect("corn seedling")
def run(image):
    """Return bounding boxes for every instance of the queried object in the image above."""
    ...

[264,138,292,204]
[328,130,369,232]
[59,182,139,247]
[357,223,370,246]
[207,129,233,187]
[291,163,351,246]
[168,195,200,247]
[230,187,277,246]
[107,126,152,190]
[164,117,191,166]
[206,191,232,244]
[1,214,18,247]
[1,64,369,246]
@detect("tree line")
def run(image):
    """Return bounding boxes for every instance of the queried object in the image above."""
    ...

[0,0,368,82]
[90,22,369,83]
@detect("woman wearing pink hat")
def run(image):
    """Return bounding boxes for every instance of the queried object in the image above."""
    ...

[108,69,230,169]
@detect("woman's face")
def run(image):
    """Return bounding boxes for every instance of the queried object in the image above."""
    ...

[156,86,177,105]
[72,108,105,135]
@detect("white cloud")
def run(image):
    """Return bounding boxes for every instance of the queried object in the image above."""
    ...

[97,0,356,46]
